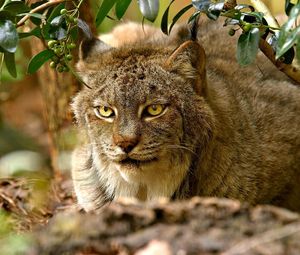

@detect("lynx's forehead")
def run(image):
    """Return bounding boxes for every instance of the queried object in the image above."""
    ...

[87,60,180,106]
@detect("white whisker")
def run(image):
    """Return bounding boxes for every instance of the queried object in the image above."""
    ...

[165,144,197,156]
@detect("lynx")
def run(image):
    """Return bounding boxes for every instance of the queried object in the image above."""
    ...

[72,20,300,212]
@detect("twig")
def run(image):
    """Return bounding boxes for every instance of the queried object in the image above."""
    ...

[0,192,16,207]
[250,0,300,83]
[17,0,67,27]
[222,222,300,255]
[223,0,300,84]
[259,39,300,83]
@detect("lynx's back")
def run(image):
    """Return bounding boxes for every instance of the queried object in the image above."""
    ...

[72,20,300,212]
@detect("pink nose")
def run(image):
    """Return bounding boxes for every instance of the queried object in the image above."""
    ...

[113,134,139,153]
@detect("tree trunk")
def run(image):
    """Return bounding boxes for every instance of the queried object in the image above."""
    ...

[29,0,97,177]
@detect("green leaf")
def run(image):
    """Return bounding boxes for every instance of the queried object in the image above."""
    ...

[96,0,117,27]
[0,10,14,22]
[17,13,44,19]
[276,26,300,60]
[41,21,51,40]
[70,26,79,41]
[276,4,300,59]
[4,51,16,78]
[169,4,193,34]
[282,3,300,32]
[138,0,159,22]
[192,0,212,11]
[27,49,55,74]
[18,27,42,39]
[77,19,92,39]
[3,1,30,15]
[115,0,132,20]
[29,0,47,26]
[223,9,241,21]
[206,3,224,20]
[0,0,5,9]
[206,10,220,20]
[285,0,295,15]
[244,11,264,23]
[208,2,224,12]
[52,27,67,40]
[30,0,47,9]
[297,38,300,61]
[50,15,64,26]
[47,2,65,21]
[188,11,201,24]
[0,19,18,53]
[234,4,253,11]
[161,0,175,35]
[237,27,260,66]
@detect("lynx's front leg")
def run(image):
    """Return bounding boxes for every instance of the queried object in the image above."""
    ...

[72,145,110,211]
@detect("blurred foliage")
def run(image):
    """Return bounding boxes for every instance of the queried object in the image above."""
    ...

[0,46,25,82]
[57,126,78,151]
[0,115,40,157]
[0,233,33,255]
[0,210,32,255]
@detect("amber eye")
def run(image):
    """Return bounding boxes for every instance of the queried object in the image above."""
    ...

[94,106,114,118]
[145,104,165,117]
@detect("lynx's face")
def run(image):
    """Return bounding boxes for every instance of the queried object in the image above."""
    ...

[75,59,192,182]
[73,39,213,196]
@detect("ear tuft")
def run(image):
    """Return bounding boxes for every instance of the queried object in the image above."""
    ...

[165,40,207,95]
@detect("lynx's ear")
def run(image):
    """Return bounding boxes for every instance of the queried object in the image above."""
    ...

[165,40,206,95]
[79,37,112,61]
[76,38,112,86]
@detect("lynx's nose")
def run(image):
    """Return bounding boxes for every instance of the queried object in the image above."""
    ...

[113,134,139,154]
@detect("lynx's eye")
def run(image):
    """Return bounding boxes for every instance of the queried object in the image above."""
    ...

[94,106,115,118]
[145,104,165,116]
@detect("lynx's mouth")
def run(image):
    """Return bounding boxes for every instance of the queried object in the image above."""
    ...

[119,157,158,167]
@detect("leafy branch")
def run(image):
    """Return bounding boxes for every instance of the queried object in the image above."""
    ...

[169,0,300,83]
[17,0,67,27]
[1,0,300,84]
[0,0,87,79]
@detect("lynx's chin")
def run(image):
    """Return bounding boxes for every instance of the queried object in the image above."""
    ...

[115,157,159,180]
